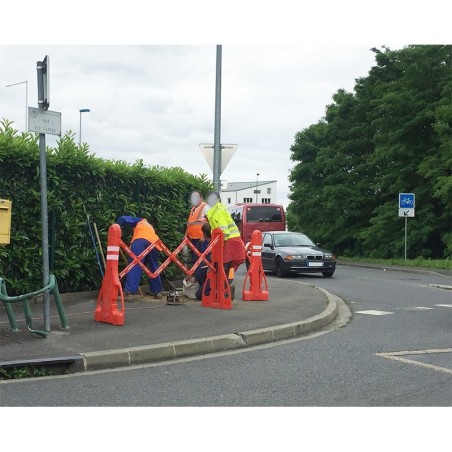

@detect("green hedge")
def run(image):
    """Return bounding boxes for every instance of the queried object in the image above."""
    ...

[0,120,211,294]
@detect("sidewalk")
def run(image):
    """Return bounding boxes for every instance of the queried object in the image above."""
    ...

[0,271,339,373]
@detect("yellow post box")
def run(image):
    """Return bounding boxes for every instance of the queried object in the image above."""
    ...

[0,199,12,245]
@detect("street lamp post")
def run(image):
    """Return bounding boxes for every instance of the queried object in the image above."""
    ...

[79,108,90,145]
[255,173,260,203]
[5,80,28,131]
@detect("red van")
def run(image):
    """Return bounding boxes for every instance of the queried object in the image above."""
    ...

[228,203,286,243]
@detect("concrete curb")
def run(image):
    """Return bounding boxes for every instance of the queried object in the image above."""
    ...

[81,287,339,372]
[338,261,451,278]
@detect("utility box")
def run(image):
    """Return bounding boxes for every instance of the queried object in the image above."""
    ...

[0,199,12,245]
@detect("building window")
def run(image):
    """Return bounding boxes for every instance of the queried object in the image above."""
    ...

[267,188,271,194]
[243,197,253,203]
[261,198,271,204]
[227,198,231,204]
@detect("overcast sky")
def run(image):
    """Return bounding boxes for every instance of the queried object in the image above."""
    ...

[1,45,380,205]
[1,1,450,208]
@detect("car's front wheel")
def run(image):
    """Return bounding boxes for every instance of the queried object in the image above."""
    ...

[322,270,334,278]
[275,257,288,277]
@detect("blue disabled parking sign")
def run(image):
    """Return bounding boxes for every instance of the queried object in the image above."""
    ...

[399,193,415,209]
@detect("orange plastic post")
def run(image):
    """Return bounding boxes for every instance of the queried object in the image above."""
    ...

[94,223,125,325]
[242,230,269,301]
[201,228,232,310]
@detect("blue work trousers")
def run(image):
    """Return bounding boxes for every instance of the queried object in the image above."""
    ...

[125,238,162,294]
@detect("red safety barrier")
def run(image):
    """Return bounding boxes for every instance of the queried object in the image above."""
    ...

[94,224,125,325]
[201,228,232,310]
[94,224,233,325]
[242,230,269,301]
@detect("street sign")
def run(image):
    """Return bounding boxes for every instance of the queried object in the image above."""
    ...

[398,208,415,217]
[398,193,415,217]
[199,143,237,174]
[28,107,61,136]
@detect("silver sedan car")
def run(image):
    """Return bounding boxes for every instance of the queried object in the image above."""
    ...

[260,231,336,277]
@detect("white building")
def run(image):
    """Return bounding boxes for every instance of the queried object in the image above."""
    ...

[220,180,278,206]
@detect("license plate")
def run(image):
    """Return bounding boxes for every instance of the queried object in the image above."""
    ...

[308,262,323,267]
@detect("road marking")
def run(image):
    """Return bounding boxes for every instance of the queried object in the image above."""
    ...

[355,310,393,315]
[376,348,452,376]
[435,304,452,308]
[398,306,434,311]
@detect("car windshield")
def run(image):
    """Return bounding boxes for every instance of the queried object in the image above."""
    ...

[273,233,315,247]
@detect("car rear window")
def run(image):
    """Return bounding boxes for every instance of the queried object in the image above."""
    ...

[246,206,282,222]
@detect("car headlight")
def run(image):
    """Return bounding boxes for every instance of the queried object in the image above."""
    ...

[284,255,304,261]
[324,253,335,260]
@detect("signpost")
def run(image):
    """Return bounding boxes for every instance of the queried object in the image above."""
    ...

[28,108,61,136]
[398,193,415,261]
[34,55,61,332]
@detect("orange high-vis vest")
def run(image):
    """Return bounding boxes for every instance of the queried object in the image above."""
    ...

[132,219,162,250]
[187,202,208,239]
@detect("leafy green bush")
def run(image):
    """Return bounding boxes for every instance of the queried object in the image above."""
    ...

[0,120,211,294]
[0,365,49,380]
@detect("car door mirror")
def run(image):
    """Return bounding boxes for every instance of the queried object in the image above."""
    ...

[316,242,321,247]
[263,243,273,249]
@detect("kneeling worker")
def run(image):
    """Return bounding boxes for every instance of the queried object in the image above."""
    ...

[116,216,163,301]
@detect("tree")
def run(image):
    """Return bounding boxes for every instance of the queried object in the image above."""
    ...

[288,45,452,259]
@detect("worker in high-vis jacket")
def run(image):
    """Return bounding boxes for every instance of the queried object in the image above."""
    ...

[116,216,163,301]
[185,191,209,262]
[205,192,246,277]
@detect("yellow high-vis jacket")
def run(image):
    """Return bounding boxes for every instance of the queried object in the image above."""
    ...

[206,202,240,241]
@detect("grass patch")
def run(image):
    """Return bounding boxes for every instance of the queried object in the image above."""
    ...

[338,256,452,270]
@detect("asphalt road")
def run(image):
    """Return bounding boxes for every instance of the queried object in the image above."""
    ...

[1,265,451,407]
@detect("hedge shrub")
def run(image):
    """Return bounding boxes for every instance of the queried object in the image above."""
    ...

[0,120,211,294]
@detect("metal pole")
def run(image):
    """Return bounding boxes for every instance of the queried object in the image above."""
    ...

[79,110,82,145]
[404,216,407,261]
[256,173,260,203]
[5,80,28,132]
[213,45,222,192]
[37,60,51,332]
[25,80,28,131]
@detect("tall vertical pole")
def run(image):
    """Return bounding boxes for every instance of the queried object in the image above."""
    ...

[25,81,28,131]
[5,81,28,132]
[213,45,222,193]
[79,110,82,145]
[255,173,260,203]
[37,60,51,332]
[404,216,407,261]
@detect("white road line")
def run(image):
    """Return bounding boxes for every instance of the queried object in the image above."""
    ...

[435,304,452,308]
[376,348,452,376]
[355,310,393,316]
[377,348,452,356]
[398,306,434,311]
[377,354,452,375]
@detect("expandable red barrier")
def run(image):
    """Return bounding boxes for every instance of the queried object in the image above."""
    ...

[242,230,269,301]
[201,228,232,310]
[94,224,125,325]
[94,224,232,325]
[95,225,269,324]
